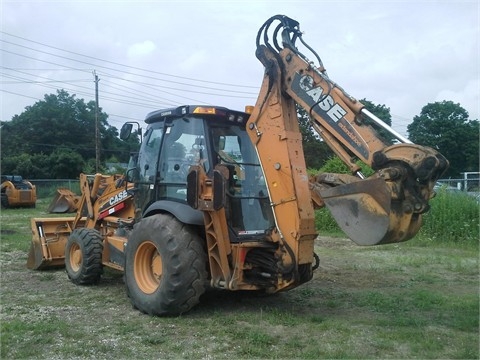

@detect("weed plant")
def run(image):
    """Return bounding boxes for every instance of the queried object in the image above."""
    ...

[315,208,341,235]
[417,188,479,248]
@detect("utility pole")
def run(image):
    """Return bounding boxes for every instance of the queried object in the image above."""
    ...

[93,71,100,172]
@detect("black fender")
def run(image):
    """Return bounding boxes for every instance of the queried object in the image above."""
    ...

[143,200,204,226]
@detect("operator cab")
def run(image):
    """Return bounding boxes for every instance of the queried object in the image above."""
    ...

[123,105,275,242]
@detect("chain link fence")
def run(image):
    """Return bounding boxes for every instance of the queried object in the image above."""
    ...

[30,179,80,199]
[30,172,479,201]
[435,172,480,193]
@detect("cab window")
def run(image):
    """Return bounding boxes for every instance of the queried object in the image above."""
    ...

[137,127,163,182]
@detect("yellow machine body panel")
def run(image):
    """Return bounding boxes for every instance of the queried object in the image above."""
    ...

[1,175,37,208]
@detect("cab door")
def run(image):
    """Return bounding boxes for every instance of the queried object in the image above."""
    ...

[134,123,164,215]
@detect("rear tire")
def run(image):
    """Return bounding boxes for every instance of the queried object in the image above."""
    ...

[125,213,207,316]
[65,228,103,285]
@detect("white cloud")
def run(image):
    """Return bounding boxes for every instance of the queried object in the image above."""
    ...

[178,49,209,72]
[436,79,480,120]
[1,1,478,126]
[127,40,156,59]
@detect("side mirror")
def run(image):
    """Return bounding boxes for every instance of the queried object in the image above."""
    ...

[125,167,139,183]
[120,123,133,140]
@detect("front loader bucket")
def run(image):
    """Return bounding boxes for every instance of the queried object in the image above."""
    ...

[48,189,81,213]
[318,178,419,245]
[26,217,79,270]
[26,239,47,270]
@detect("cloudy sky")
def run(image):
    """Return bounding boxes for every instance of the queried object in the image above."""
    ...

[1,0,478,137]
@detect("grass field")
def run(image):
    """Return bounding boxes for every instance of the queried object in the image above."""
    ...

[1,198,479,359]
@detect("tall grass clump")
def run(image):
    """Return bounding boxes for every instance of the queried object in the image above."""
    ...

[312,156,374,177]
[418,189,479,248]
[314,208,340,235]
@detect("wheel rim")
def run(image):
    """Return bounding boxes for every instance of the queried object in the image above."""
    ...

[69,243,82,272]
[134,241,162,294]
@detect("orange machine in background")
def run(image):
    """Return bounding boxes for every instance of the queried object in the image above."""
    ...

[1,175,37,208]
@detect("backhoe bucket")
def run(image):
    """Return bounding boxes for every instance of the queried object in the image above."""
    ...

[318,178,419,245]
[47,189,81,213]
[26,217,79,270]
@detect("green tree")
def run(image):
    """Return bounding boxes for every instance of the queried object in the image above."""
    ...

[49,148,85,179]
[359,98,394,144]
[1,90,97,158]
[1,90,138,178]
[407,101,479,177]
[297,106,334,169]
[1,153,49,178]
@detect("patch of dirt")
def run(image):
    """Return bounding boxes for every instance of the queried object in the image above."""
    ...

[0,237,357,322]
[1,233,478,359]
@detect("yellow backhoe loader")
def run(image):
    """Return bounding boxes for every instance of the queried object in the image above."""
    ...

[1,175,37,208]
[27,15,448,316]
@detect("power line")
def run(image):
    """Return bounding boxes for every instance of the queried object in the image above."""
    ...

[96,70,210,105]
[1,79,91,84]
[0,48,94,74]
[0,89,40,101]
[93,69,256,98]
[1,48,258,102]
[1,33,261,121]
[1,68,179,108]
[1,68,92,71]
[0,35,259,91]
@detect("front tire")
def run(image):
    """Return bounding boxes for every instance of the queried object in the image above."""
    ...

[65,228,103,285]
[125,213,207,316]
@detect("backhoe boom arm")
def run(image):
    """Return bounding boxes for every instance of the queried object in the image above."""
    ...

[247,15,448,248]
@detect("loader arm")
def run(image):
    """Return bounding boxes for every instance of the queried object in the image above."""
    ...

[247,15,448,249]
[27,173,136,270]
